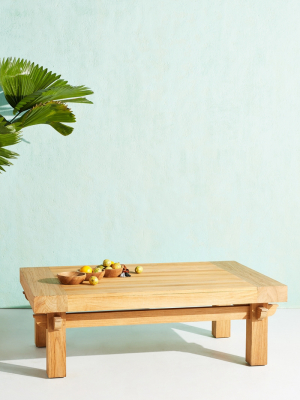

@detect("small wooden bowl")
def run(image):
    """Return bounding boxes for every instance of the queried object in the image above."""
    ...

[57,272,86,285]
[81,269,105,282]
[104,267,123,278]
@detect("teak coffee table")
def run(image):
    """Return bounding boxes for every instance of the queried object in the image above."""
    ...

[20,261,287,378]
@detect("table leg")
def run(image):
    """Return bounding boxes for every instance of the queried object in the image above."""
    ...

[246,303,268,366]
[35,319,46,347]
[46,313,67,378]
[212,320,231,338]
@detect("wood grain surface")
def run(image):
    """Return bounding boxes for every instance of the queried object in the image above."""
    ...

[212,320,231,338]
[20,261,287,313]
[246,303,268,365]
[20,268,68,313]
[212,261,287,302]
[34,319,46,348]
[33,305,250,328]
[46,312,66,378]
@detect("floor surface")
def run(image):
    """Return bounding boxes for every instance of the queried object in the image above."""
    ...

[0,309,299,400]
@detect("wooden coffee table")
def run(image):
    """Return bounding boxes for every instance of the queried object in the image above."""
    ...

[20,261,287,378]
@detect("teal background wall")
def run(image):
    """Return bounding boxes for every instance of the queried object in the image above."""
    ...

[0,1,299,308]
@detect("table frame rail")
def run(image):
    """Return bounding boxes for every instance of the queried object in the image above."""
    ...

[33,303,278,378]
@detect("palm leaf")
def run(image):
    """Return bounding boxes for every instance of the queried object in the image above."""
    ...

[0,117,22,148]
[0,156,13,171]
[16,101,76,135]
[0,147,19,159]
[0,131,21,147]
[0,115,21,172]
[0,148,20,172]
[0,58,93,173]
[14,85,93,114]
[0,116,22,134]
[61,97,93,104]
[0,58,61,108]
[0,114,9,126]
[47,79,69,88]
[50,122,74,136]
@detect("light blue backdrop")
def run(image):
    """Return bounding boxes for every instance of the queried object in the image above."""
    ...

[0,1,298,307]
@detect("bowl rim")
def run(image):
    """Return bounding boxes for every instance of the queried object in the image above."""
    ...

[57,271,86,277]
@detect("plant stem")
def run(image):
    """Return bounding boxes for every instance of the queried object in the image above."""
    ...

[9,112,21,124]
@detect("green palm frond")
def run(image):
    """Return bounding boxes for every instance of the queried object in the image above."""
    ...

[0,147,20,172]
[0,58,93,173]
[0,115,9,126]
[48,79,69,88]
[0,131,21,147]
[49,122,74,136]
[16,101,76,135]
[0,147,19,159]
[0,116,21,133]
[14,84,93,114]
[0,58,62,108]
[60,97,93,104]
[0,115,21,172]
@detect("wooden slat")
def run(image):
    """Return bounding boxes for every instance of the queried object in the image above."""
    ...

[22,262,287,313]
[33,302,281,330]
[34,305,250,329]
[63,282,255,296]
[49,262,260,311]
[67,289,258,312]
[49,262,220,273]
[53,263,256,299]
[65,283,251,291]
[63,281,254,291]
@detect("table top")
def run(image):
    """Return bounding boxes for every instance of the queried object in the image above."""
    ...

[20,261,287,314]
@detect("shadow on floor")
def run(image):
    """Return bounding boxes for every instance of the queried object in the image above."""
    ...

[0,362,47,379]
[0,310,247,379]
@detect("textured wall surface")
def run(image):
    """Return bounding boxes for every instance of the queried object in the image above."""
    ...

[0,1,299,307]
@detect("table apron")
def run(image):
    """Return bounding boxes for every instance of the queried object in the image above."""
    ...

[33,304,278,329]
